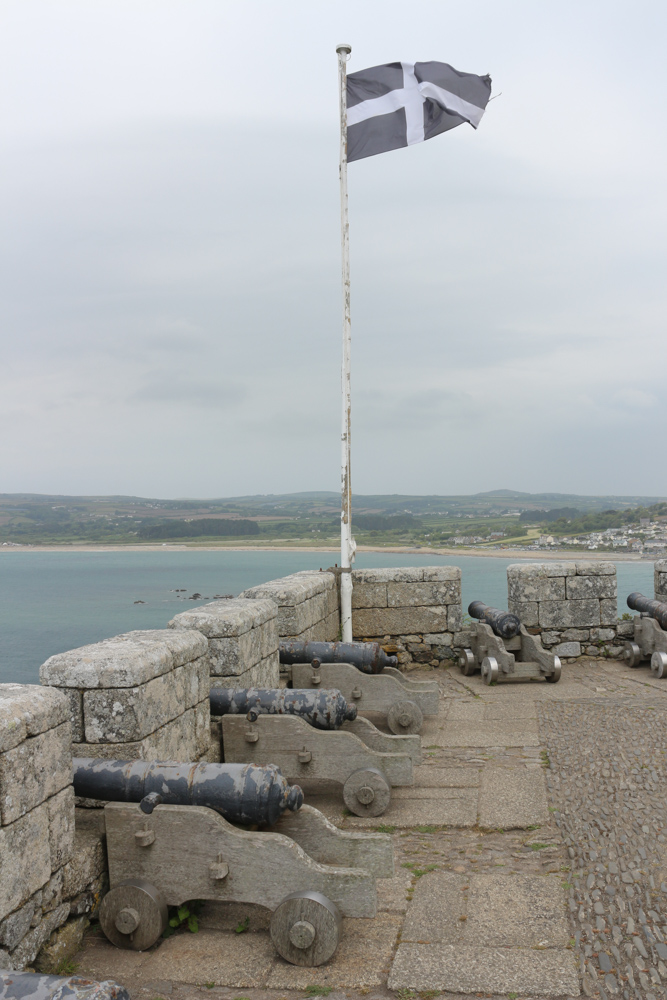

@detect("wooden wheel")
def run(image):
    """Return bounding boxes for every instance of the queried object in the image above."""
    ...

[481,656,499,685]
[623,642,642,668]
[270,890,342,966]
[651,651,667,678]
[387,699,423,735]
[342,767,391,817]
[545,656,562,683]
[99,879,167,951]
[459,649,476,676]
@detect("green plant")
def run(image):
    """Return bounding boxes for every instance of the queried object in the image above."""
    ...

[416,825,438,834]
[204,984,215,989]
[304,987,334,997]
[163,901,202,937]
[508,993,518,999]
[418,992,441,998]
[620,612,633,621]
[375,824,396,833]
[527,843,552,851]
[402,862,438,877]
[526,824,542,831]
[234,916,250,934]
[55,959,79,976]
[397,991,417,1000]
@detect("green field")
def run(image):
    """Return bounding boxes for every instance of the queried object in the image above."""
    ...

[1,490,665,548]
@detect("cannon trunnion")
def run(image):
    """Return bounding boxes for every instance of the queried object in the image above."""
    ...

[459,612,561,685]
[622,592,667,677]
[75,759,393,967]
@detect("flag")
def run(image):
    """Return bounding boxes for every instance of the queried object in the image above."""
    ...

[346,61,492,162]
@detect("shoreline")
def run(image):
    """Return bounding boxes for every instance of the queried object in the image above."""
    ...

[0,543,654,562]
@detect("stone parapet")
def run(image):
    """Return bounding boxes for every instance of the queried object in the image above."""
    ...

[351,567,463,668]
[655,559,667,603]
[507,561,623,659]
[40,629,210,762]
[0,684,74,969]
[241,570,339,642]
[169,598,280,689]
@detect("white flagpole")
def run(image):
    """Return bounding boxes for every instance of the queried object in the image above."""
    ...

[336,42,355,642]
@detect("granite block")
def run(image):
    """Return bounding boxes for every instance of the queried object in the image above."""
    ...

[0,685,69,754]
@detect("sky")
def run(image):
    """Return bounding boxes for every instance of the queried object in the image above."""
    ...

[1,0,666,499]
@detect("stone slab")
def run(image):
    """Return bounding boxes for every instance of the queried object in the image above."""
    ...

[74,703,206,761]
[351,583,388,609]
[576,560,616,575]
[478,766,548,829]
[437,720,540,747]
[464,872,570,947]
[0,722,71,824]
[507,561,576,578]
[206,632,262,674]
[538,599,601,628]
[387,582,460,607]
[266,913,402,989]
[353,607,449,636]
[242,571,334,606]
[413,765,480,787]
[566,575,616,599]
[344,788,479,828]
[82,657,208,742]
[0,685,69,754]
[169,597,277,637]
[388,942,579,995]
[139,927,276,988]
[508,576,566,603]
[353,567,461,584]
[0,802,51,916]
[376,866,413,913]
[41,629,207,689]
[402,872,468,942]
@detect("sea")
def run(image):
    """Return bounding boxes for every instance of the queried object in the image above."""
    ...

[0,549,654,685]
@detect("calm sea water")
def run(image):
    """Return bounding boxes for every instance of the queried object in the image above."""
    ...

[0,550,654,685]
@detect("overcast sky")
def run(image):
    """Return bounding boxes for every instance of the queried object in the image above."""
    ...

[1,1,666,499]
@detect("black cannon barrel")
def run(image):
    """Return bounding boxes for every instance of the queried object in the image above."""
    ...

[72,759,303,827]
[627,592,667,630]
[468,601,521,640]
[209,687,357,730]
[279,640,397,674]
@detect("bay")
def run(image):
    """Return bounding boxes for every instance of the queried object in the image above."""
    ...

[0,549,653,685]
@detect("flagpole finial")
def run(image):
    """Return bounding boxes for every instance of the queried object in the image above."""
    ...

[336,43,351,58]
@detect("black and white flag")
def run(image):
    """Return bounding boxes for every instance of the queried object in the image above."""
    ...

[346,61,492,162]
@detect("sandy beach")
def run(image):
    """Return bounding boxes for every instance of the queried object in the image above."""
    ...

[0,542,652,562]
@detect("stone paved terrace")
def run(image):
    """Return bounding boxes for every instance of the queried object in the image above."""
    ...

[71,657,667,1000]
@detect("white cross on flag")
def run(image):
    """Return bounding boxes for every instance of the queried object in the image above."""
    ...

[346,61,492,162]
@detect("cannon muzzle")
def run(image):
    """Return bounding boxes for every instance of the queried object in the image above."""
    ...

[72,759,303,827]
[279,640,397,674]
[209,687,357,730]
[627,592,667,630]
[468,601,521,640]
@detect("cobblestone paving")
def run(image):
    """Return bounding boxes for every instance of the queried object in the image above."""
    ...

[542,694,667,1000]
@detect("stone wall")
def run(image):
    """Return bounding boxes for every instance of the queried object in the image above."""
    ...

[0,684,73,969]
[169,598,280,689]
[350,567,464,668]
[655,559,667,603]
[506,561,629,660]
[241,570,339,642]
[40,629,210,762]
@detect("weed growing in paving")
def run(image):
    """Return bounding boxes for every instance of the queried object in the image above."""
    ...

[527,842,553,851]
[374,824,396,833]
[234,916,250,934]
[55,959,79,976]
[402,862,438,877]
[416,825,438,833]
[304,987,333,997]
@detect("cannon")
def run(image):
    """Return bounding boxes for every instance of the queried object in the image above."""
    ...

[209,686,358,730]
[622,592,667,677]
[210,688,420,817]
[0,974,129,1000]
[288,660,439,734]
[279,640,397,674]
[468,601,521,640]
[73,758,303,827]
[459,606,561,684]
[74,758,393,967]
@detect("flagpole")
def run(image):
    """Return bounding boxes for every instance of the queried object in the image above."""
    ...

[336,42,354,643]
